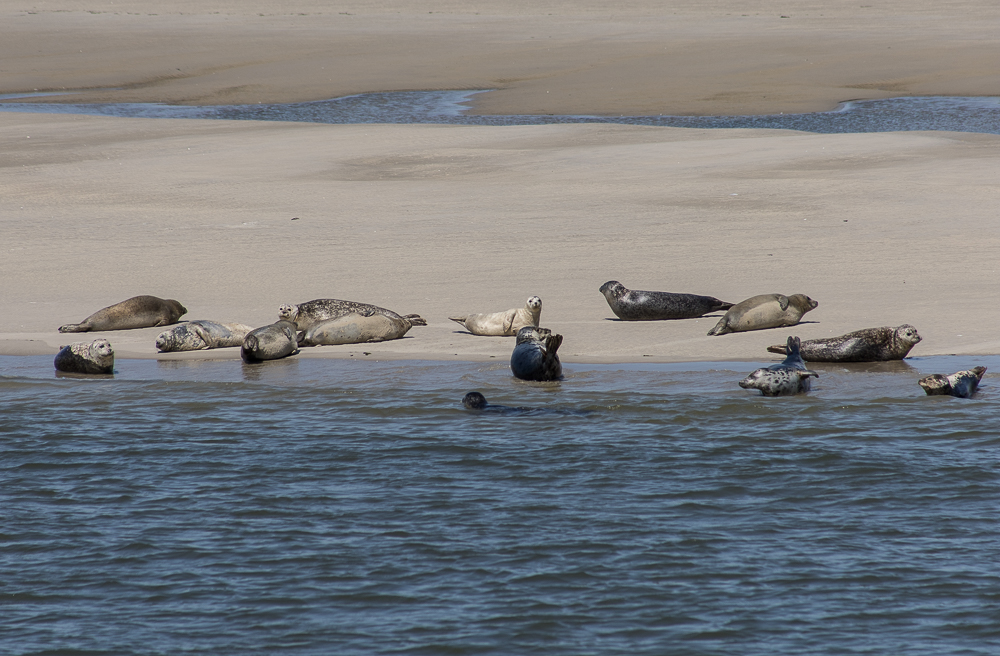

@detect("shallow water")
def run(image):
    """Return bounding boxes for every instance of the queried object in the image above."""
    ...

[3,354,1000,655]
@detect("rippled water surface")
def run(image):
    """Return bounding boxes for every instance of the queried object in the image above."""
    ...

[3,354,1000,655]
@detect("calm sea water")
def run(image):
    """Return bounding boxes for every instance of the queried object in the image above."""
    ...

[3,354,999,655]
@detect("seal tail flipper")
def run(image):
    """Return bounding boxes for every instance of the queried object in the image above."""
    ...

[803,369,819,378]
[58,323,89,333]
[404,314,427,327]
[766,345,789,354]
[707,318,729,336]
[449,316,468,326]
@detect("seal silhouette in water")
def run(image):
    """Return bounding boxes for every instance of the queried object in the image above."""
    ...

[155,320,254,352]
[278,298,426,332]
[598,281,732,320]
[461,392,590,416]
[510,326,563,381]
[54,339,114,375]
[59,295,187,333]
[708,293,817,336]
[767,325,921,362]
[739,336,819,396]
[298,312,419,346]
[241,321,300,363]
[919,366,986,398]
[450,296,542,336]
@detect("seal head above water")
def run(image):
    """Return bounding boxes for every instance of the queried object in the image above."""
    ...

[510,326,563,381]
[599,281,732,320]
[739,336,819,396]
[54,339,115,375]
[450,296,542,336]
[59,295,187,333]
[767,325,921,362]
[919,366,986,398]
[708,293,817,336]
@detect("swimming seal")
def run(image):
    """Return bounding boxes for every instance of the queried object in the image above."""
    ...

[707,293,818,336]
[155,321,254,352]
[59,295,187,333]
[450,296,542,336]
[598,281,732,320]
[278,298,426,332]
[919,366,986,398]
[462,392,532,413]
[766,324,921,362]
[54,339,114,375]
[510,326,563,381]
[298,312,417,346]
[240,321,300,363]
[739,336,818,396]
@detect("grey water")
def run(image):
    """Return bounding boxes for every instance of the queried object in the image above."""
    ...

[3,90,1000,134]
[3,353,1000,655]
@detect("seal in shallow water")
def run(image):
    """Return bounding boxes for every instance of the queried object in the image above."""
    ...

[766,324,921,362]
[707,293,818,336]
[59,295,187,333]
[450,296,542,336]
[240,321,300,363]
[739,336,818,396]
[54,339,114,375]
[919,366,986,398]
[155,320,254,352]
[278,298,426,332]
[510,326,563,381]
[298,312,418,346]
[598,281,732,320]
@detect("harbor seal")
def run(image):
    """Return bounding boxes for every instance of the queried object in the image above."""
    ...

[462,391,590,416]
[240,321,300,363]
[450,296,542,336]
[739,336,819,396]
[599,281,732,320]
[53,339,114,375]
[766,325,921,362]
[707,293,818,336]
[919,366,986,398]
[510,326,563,381]
[278,298,426,332]
[298,312,417,346]
[59,295,187,333]
[155,321,254,352]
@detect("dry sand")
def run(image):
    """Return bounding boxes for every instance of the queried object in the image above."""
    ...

[2,1,998,364]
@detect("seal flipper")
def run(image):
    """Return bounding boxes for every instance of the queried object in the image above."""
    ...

[707,317,730,336]
[449,316,468,325]
[766,344,789,354]
[777,295,790,312]
[405,314,427,326]
[58,323,90,333]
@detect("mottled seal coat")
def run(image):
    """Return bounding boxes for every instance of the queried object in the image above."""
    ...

[450,296,542,336]
[510,326,563,381]
[767,324,921,362]
[298,313,417,346]
[155,321,254,352]
[240,321,300,363]
[599,281,732,321]
[739,336,819,396]
[59,295,187,333]
[278,298,426,332]
[707,293,818,336]
[54,339,114,375]
[919,366,986,398]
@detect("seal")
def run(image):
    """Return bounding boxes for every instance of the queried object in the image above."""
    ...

[739,336,819,396]
[450,296,542,336]
[53,339,114,375]
[766,324,921,362]
[278,298,426,332]
[59,295,187,333]
[510,326,563,381]
[461,391,591,416]
[298,312,417,346]
[919,366,986,398]
[155,320,254,352]
[598,281,732,320]
[707,293,818,336]
[240,320,300,363]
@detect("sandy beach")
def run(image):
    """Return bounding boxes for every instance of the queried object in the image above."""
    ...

[2,0,999,363]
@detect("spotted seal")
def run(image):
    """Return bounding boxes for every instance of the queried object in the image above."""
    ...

[707,293,818,336]
[767,324,921,362]
[739,336,818,396]
[298,312,418,346]
[155,320,254,352]
[599,281,732,321]
[278,298,426,332]
[450,296,541,336]
[59,295,187,333]
[919,366,986,398]
[510,326,563,381]
[54,339,115,375]
[240,321,300,363]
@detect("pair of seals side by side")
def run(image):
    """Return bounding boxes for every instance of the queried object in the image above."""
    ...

[739,336,818,396]
[599,281,732,320]
[59,296,187,333]
[510,326,563,382]
[766,325,922,362]
[54,339,114,375]
[450,296,542,336]
[279,299,426,331]
[708,293,818,336]
[919,366,987,398]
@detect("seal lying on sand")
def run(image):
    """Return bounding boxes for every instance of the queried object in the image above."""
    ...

[298,312,418,346]
[278,298,425,332]
[241,321,299,363]
[450,296,542,336]
[510,326,563,381]
[739,336,818,396]
[155,320,254,352]
[767,325,921,362]
[59,295,187,333]
[599,281,732,320]
[54,339,114,375]
[919,366,986,398]
[708,293,818,336]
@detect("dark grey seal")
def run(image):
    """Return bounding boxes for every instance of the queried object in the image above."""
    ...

[767,324,921,362]
[739,336,819,396]
[240,320,300,363]
[278,298,426,332]
[53,339,114,375]
[59,295,187,333]
[510,326,563,382]
[599,280,732,321]
[919,366,986,398]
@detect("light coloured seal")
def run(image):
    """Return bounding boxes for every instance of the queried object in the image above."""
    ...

[767,325,921,362]
[599,281,732,321]
[510,326,563,381]
[54,339,114,375]
[59,295,187,333]
[298,312,417,346]
[707,293,818,336]
[739,336,818,396]
[919,366,986,398]
[240,321,300,363]
[278,298,426,332]
[155,321,254,352]
[450,296,542,336]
